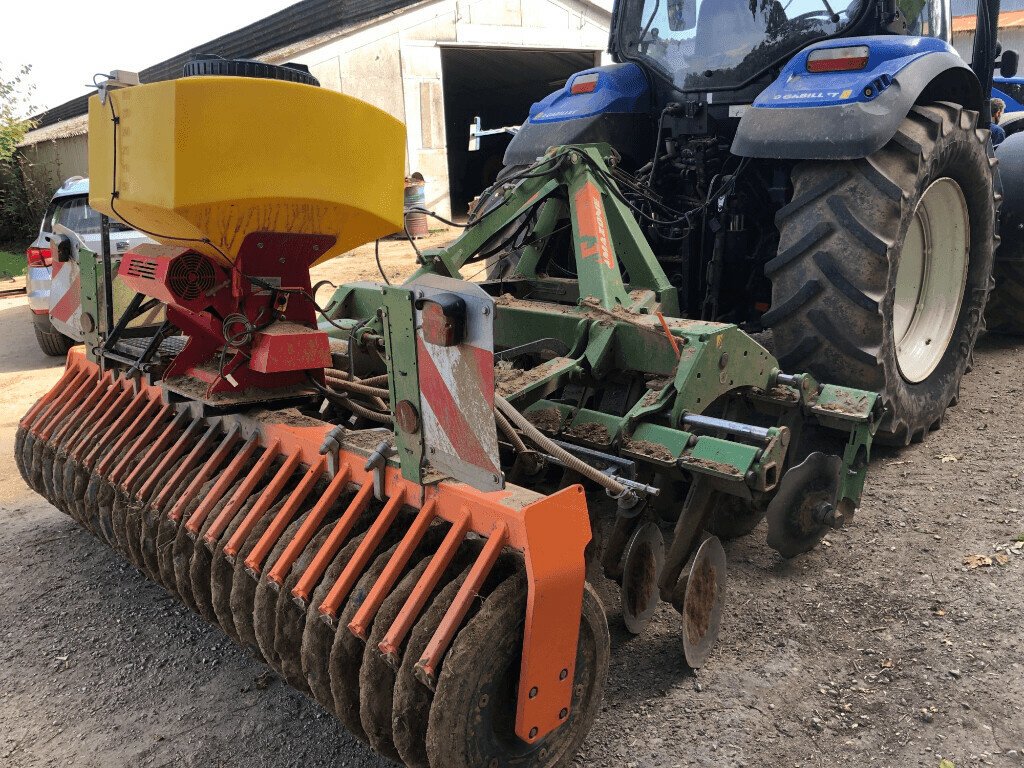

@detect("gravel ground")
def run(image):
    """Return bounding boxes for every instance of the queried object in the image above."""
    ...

[1,246,1022,768]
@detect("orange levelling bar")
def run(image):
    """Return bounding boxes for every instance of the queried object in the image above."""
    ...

[27,348,592,745]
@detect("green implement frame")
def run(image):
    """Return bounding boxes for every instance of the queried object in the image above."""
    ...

[324,144,879,526]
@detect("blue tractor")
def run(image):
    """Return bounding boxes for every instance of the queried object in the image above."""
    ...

[495,0,1022,444]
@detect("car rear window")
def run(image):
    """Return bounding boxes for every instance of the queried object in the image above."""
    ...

[50,195,133,234]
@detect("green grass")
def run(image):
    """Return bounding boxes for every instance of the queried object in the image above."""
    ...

[0,250,26,280]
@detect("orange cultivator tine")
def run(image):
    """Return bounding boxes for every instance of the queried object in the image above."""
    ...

[375,512,470,658]
[67,384,134,460]
[266,465,351,588]
[20,364,78,430]
[244,457,327,576]
[38,370,100,439]
[204,440,282,547]
[185,433,260,536]
[152,421,222,511]
[137,416,204,501]
[31,369,89,436]
[50,372,115,445]
[291,482,380,608]
[122,409,191,491]
[167,424,242,523]
[415,521,508,686]
[223,450,301,561]
[83,390,152,468]
[348,500,451,640]
[109,403,173,485]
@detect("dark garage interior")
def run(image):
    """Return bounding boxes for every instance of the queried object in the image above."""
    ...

[440,47,599,218]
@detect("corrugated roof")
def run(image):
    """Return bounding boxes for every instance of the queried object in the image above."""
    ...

[20,115,89,146]
[31,0,428,130]
[953,8,1024,32]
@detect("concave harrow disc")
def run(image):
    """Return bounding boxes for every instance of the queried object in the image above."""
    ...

[16,349,606,768]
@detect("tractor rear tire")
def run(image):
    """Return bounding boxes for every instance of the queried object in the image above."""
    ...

[988,132,1024,334]
[767,102,998,444]
[986,261,1024,334]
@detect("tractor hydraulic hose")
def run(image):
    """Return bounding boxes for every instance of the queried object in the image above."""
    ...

[327,370,390,388]
[494,408,529,454]
[324,371,391,400]
[309,375,394,425]
[494,394,632,499]
[345,398,393,425]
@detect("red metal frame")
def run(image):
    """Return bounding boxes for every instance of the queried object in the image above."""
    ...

[118,232,335,398]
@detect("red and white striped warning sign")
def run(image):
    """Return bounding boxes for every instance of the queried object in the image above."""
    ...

[412,276,502,493]
[48,257,83,339]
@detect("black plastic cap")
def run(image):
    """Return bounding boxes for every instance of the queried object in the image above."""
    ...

[183,55,320,87]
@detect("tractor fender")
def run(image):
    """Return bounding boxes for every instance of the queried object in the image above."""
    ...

[503,63,656,169]
[732,36,984,161]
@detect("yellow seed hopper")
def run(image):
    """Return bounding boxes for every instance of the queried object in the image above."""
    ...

[88,75,405,266]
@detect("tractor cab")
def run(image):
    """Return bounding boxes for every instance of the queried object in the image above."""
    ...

[616,0,874,97]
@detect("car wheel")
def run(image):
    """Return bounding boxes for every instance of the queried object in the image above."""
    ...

[33,314,76,357]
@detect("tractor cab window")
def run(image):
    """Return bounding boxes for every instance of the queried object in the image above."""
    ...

[899,0,949,40]
[620,0,863,91]
[899,0,930,34]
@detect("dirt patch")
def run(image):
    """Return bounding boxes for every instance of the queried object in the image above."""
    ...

[564,421,612,446]
[525,407,563,434]
[684,455,744,477]
[494,357,574,397]
[624,438,676,463]
[1,295,1022,768]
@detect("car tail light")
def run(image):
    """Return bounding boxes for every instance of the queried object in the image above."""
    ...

[570,73,600,95]
[26,247,51,268]
[807,46,870,73]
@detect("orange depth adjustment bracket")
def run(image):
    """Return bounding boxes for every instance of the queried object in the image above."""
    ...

[501,483,590,744]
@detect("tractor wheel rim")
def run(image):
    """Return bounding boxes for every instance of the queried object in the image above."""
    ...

[893,177,970,384]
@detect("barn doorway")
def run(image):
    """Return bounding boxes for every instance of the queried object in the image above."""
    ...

[440,47,599,219]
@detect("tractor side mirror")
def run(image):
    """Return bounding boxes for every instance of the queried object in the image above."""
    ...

[667,0,695,31]
[1000,49,1019,78]
[52,233,74,263]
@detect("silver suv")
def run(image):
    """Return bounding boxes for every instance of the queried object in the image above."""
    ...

[27,177,153,355]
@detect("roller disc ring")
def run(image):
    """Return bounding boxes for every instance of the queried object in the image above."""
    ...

[359,555,435,762]
[330,540,406,743]
[171,477,217,612]
[681,535,727,670]
[766,452,843,559]
[620,521,664,635]
[253,510,315,673]
[274,524,338,691]
[229,499,288,657]
[425,572,610,768]
[300,533,369,715]
[189,475,249,625]
[211,493,264,644]
[14,425,30,484]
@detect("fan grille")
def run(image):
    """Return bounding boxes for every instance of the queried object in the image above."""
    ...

[168,253,216,302]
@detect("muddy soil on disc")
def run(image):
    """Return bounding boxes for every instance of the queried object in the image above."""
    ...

[1,259,1023,768]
